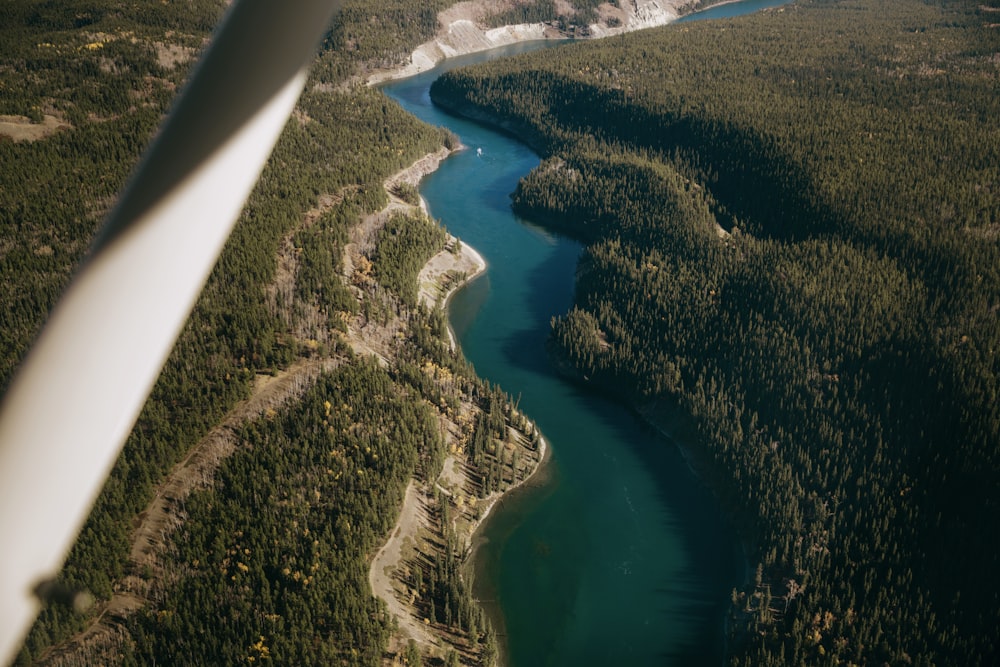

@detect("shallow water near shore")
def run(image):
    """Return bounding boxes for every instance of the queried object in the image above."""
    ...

[380,4,785,662]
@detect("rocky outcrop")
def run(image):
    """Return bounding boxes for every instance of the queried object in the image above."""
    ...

[368,0,702,84]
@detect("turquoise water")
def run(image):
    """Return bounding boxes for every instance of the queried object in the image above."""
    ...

[380,4,786,663]
[677,0,791,23]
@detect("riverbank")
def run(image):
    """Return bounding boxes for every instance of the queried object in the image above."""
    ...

[377,9,763,658]
[355,143,551,664]
[34,359,341,665]
[366,0,703,85]
[368,3,760,664]
[369,415,548,663]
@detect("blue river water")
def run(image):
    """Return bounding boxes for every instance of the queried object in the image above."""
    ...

[380,3,786,664]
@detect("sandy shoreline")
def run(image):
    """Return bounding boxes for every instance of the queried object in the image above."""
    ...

[365,137,553,662]
[467,438,554,667]
[417,232,487,350]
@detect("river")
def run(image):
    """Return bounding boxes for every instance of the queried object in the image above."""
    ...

[380,3,786,664]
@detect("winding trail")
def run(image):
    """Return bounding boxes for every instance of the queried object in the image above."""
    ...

[368,481,439,648]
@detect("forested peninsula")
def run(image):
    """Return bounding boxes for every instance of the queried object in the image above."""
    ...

[429,0,1000,664]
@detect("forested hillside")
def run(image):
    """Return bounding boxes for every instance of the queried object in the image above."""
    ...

[430,1,1000,664]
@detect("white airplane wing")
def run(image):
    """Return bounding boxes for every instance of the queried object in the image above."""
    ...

[0,1,342,662]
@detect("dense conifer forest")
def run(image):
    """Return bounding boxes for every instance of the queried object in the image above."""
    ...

[430,0,999,664]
